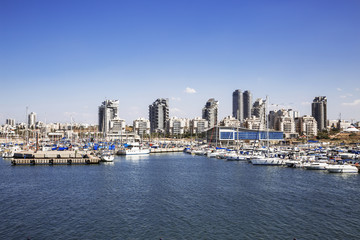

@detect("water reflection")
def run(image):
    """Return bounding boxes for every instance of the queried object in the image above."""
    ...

[101,161,115,166]
[327,171,359,179]
[121,154,150,162]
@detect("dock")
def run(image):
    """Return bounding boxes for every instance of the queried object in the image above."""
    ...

[11,157,100,165]
[11,150,101,165]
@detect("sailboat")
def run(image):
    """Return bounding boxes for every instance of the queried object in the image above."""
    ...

[251,96,285,166]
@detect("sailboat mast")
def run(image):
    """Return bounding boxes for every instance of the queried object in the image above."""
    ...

[266,96,269,154]
[25,106,29,146]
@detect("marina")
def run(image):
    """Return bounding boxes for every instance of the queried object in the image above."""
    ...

[2,0,360,239]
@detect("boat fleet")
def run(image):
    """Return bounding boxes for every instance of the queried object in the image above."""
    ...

[1,139,359,173]
[184,144,360,174]
[0,138,152,163]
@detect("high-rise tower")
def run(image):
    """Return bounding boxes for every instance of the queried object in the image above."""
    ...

[149,98,169,133]
[232,90,243,121]
[98,100,119,134]
[232,89,252,122]
[202,98,219,128]
[243,90,252,120]
[312,96,327,130]
[28,112,37,129]
[252,98,266,124]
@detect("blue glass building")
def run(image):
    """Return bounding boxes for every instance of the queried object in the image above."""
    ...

[206,126,283,144]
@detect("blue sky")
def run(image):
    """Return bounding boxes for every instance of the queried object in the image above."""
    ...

[1,0,360,124]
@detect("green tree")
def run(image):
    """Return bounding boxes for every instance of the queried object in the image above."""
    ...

[317,130,329,139]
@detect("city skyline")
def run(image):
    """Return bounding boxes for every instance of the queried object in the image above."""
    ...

[1,1,360,124]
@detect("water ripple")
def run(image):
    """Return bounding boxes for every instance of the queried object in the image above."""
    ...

[1,155,360,239]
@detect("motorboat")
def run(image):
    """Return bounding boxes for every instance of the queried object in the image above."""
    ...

[326,164,358,173]
[1,145,21,158]
[207,151,220,158]
[117,142,150,155]
[285,160,302,168]
[305,162,329,170]
[251,155,285,166]
[225,151,239,161]
[100,151,115,162]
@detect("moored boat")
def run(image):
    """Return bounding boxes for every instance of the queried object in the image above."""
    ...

[251,156,285,166]
[117,142,150,155]
[305,162,329,170]
[101,151,115,162]
[326,164,358,173]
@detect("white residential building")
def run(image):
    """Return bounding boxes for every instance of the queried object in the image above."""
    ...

[28,112,37,129]
[244,116,265,131]
[133,118,150,135]
[109,118,126,134]
[166,117,189,135]
[269,109,297,138]
[202,98,219,128]
[252,98,266,124]
[149,98,169,133]
[98,100,120,135]
[295,115,318,136]
[220,116,241,128]
[190,117,209,134]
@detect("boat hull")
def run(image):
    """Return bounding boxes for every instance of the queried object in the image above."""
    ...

[101,155,114,162]
[251,158,285,166]
[326,165,358,173]
[118,149,150,155]
[305,163,328,170]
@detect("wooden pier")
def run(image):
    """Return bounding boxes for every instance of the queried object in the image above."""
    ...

[11,157,100,165]
[10,150,101,165]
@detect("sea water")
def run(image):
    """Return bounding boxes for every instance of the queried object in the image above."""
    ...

[1,153,359,239]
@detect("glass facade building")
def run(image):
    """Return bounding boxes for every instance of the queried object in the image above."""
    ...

[206,126,283,143]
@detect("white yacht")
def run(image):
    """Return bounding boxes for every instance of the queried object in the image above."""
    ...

[226,151,240,161]
[305,162,329,170]
[251,156,285,166]
[326,164,358,173]
[117,142,150,155]
[285,160,303,168]
[101,151,115,162]
[207,151,220,158]
[1,145,21,158]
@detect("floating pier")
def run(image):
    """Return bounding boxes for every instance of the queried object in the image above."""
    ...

[11,150,101,165]
[11,157,100,165]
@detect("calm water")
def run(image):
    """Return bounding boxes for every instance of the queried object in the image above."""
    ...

[1,153,359,240]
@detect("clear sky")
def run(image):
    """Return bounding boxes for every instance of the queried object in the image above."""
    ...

[1,0,360,125]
